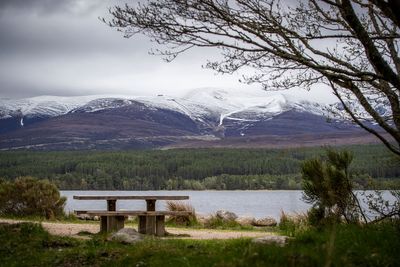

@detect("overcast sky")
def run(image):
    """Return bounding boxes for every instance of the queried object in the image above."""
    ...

[0,0,336,102]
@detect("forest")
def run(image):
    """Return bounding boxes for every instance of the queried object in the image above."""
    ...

[0,144,399,190]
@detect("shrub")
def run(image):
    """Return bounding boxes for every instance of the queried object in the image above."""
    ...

[301,149,365,225]
[279,211,309,237]
[203,214,242,229]
[0,176,66,219]
[165,201,197,226]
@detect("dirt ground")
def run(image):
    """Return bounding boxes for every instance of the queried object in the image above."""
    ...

[0,218,271,240]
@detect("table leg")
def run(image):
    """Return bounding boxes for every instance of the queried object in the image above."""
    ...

[146,216,156,235]
[156,215,165,236]
[107,199,116,211]
[144,199,157,235]
[100,216,107,233]
[138,215,147,234]
[146,199,156,211]
[110,216,125,232]
[104,216,125,232]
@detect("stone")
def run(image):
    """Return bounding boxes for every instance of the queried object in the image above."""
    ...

[216,210,238,222]
[252,235,289,247]
[235,216,255,226]
[108,228,143,244]
[77,214,92,220]
[196,214,212,225]
[253,217,278,227]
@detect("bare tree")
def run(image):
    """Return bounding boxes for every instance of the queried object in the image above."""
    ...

[105,0,400,156]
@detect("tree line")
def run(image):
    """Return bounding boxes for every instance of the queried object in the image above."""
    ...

[0,145,399,190]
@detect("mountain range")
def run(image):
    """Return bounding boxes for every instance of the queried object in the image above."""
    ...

[0,88,382,150]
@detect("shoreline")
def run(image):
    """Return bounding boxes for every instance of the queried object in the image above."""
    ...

[0,218,274,240]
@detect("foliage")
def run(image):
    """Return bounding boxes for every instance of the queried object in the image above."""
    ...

[106,0,400,156]
[203,214,243,230]
[0,177,66,219]
[0,145,398,190]
[165,201,197,226]
[1,221,399,266]
[279,211,309,237]
[362,190,400,222]
[302,149,365,225]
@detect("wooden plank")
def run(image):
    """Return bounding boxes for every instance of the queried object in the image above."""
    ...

[146,215,156,235]
[156,215,166,237]
[138,216,147,234]
[85,210,192,216]
[107,199,116,211]
[74,210,88,215]
[107,216,125,232]
[146,199,156,211]
[100,216,107,233]
[73,195,189,200]
[115,216,125,231]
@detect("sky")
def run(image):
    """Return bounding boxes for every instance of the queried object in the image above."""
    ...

[0,0,336,102]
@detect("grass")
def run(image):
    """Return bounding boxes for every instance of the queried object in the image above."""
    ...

[165,201,198,226]
[0,214,271,233]
[1,220,399,266]
[203,214,253,230]
[279,211,309,237]
[0,213,99,224]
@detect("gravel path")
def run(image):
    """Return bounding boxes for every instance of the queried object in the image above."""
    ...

[0,218,271,240]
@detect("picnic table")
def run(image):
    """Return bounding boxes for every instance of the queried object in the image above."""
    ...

[73,195,190,236]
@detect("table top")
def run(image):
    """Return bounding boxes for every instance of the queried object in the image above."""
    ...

[73,195,189,200]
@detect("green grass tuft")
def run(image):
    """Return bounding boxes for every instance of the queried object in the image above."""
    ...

[1,221,399,266]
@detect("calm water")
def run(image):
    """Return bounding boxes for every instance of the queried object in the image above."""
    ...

[61,190,311,220]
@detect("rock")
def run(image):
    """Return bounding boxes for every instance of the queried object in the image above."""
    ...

[235,216,255,226]
[76,213,100,221]
[108,228,143,244]
[280,213,306,224]
[77,214,92,220]
[196,214,212,225]
[253,217,278,227]
[252,235,289,247]
[216,210,238,222]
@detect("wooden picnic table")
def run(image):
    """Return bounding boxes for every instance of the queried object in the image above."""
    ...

[73,195,190,236]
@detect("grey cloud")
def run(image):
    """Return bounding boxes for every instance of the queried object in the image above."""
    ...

[0,0,70,9]
[0,0,272,100]
[0,1,149,57]
[0,0,138,17]
[0,0,102,16]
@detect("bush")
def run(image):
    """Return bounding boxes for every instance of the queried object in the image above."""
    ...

[203,214,242,229]
[165,201,197,226]
[301,149,365,225]
[0,176,66,219]
[279,211,309,237]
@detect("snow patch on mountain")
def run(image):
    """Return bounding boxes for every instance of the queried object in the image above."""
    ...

[71,98,138,113]
[0,88,329,127]
[0,95,101,119]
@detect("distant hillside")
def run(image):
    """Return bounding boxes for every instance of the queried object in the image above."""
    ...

[0,88,384,150]
[0,145,398,190]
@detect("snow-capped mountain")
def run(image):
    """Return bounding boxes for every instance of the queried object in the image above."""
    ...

[0,88,375,150]
[0,88,326,126]
[0,95,99,119]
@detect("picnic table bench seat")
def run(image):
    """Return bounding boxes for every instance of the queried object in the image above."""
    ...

[73,195,190,236]
[75,210,193,236]
[75,210,193,216]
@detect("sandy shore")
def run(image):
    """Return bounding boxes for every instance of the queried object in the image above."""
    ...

[0,218,271,240]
